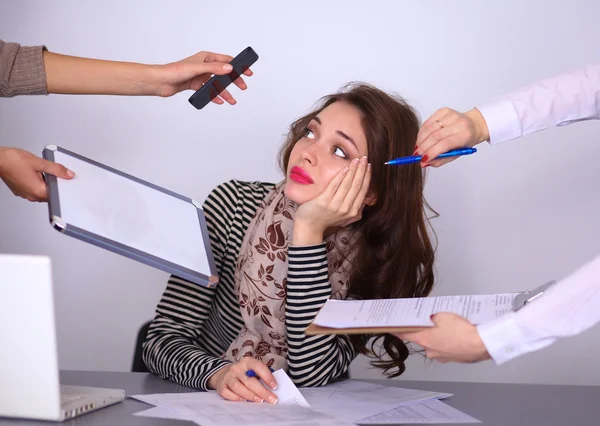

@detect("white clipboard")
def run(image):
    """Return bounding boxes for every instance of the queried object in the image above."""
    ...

[42,145,219,288]
[305,281,557,335]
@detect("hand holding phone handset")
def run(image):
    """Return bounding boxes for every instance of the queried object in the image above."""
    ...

[188,46,259,110]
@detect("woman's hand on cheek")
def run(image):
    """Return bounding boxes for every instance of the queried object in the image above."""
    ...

[293,156,371,246]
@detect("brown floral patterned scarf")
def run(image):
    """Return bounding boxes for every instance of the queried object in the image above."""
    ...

[223,180,356,370]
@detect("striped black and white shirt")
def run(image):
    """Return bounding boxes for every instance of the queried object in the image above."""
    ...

[142,180,357,390]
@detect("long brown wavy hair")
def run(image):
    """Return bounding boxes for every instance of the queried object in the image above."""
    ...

[278,82,437,377]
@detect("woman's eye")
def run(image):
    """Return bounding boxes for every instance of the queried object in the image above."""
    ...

[304,128,315,139]
[333,146,347,159]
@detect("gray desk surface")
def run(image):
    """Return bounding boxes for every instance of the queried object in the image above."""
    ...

[0,370,598,425]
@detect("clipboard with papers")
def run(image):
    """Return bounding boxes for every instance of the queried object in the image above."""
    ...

[305,281,556,335]
[42,145,219,288]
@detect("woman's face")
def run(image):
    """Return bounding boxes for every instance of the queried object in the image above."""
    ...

[284,101,368,205]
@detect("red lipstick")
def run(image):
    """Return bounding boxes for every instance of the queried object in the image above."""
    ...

[290,166,314,184]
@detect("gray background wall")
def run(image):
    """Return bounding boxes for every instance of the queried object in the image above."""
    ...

[1,0,599,385]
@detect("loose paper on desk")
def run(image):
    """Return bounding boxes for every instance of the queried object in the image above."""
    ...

[131,369,342,426]
[312,293,518,330]
[268,368,310,407]
[359,399,481,424]
[134,406,189,420]
[133,394,346,426]
[131,371,454,425]
[299,379,452,424]
[179,400,350,426]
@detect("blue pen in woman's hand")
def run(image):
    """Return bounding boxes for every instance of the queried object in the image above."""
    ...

[385,147,477,165]
[245,367,275,378]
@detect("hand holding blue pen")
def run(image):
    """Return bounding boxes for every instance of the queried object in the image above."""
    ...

[385,147,477,166]
[245,367,275,378]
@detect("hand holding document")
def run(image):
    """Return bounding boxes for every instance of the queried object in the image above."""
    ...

[306,293,519,335]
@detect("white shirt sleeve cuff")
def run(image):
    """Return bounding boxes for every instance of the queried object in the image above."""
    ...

[476,312,555,365]
[476,98,522,145]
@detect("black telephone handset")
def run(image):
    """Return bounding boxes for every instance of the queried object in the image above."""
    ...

[188,46,259,110]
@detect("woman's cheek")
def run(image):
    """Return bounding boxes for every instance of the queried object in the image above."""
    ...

[322,166,346,190]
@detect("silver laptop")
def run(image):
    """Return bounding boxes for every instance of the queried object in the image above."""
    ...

[0,254,125,422]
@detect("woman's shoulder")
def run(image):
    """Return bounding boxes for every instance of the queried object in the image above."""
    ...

[203,179,276,214]
[207,179,276,202]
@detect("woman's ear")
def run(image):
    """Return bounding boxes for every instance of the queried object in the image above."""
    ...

[364,193,377,206]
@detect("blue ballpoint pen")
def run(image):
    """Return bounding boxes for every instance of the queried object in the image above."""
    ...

[385,147,477,165]
[245,367,275,378]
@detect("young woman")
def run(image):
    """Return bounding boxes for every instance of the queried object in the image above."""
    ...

[142,82,436,404]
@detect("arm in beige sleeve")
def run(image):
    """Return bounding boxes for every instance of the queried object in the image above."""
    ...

[0,40,47,97]
[1,39,246,99]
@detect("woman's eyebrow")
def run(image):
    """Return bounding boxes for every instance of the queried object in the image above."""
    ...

[313,116,358,151]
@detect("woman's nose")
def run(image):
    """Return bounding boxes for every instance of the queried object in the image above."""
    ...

[300,141,321,165]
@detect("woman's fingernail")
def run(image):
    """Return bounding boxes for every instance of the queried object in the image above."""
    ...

[360,156,368,164]
[271,382,278,389]
[268,396,278,404]
[342,167,349,174]
[367,163,372,171]
[421,154,429,162]
[254,397,262,403]
[353,158,360,166]
[67,170,75,178]
[223,64,233,72]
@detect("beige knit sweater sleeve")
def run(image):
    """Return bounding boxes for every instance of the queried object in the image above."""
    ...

[0,40,47,97]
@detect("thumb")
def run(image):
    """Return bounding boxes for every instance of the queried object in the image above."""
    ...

[37,158,75,179]
[430,313,444,326]
[430,312,460,326]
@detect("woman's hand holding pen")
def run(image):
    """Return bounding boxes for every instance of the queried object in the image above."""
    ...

[415,108,489,168]
[394,313,491,363]
[293,156,372,246]
[207,358,278,404]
